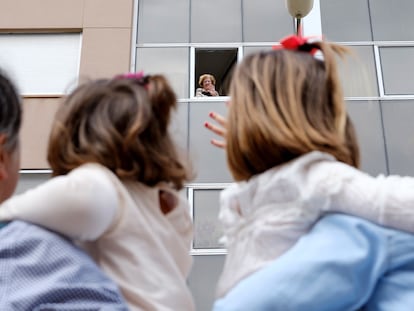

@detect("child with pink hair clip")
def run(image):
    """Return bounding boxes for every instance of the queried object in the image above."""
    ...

[0,73,195,311]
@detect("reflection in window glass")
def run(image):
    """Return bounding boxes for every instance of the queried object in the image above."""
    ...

[193,189,224,249]
[370,0,414,41]
[320,0,372,42]
[380,47,414,95]
[337,46,378,97]
[136,47,189,98]
[195,48,238,97]
[243,0,292,42]
[191,0,241,43]
[137,0,189,43]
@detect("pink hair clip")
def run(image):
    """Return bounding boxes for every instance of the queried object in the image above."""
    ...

[114,71,150,89]
[115,71,145,80]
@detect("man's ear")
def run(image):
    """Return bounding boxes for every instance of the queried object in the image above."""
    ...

[0,134,9,181]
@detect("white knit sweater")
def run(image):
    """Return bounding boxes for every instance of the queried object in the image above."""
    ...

[217,151,414,297]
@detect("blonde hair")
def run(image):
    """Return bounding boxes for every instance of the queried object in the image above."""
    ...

[48,75,191,190]
[226,42,360,181]
[198,74,216,87]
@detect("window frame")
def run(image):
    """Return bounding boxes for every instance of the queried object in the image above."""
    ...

[190,45,242,100]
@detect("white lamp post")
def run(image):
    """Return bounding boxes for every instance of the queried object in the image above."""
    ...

[285,0,314,36]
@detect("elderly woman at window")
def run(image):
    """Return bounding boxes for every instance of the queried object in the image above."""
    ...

[196,74,219,97]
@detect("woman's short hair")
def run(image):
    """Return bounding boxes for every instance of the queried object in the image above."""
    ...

[198,74,216,87]
[47,75,192,189]
[226,43,360,181]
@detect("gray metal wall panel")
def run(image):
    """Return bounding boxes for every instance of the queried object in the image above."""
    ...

[347,101,387,176]
[188,101,233,183]
[381,100,414,176]
[188,255,225,311]
[171,102,189,154]
[16,173,51,194]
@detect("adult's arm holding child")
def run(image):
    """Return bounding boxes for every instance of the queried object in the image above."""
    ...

[213,214,414,311]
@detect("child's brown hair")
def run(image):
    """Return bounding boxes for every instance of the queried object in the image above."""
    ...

[48,75,190,189]
[226,41,360,181]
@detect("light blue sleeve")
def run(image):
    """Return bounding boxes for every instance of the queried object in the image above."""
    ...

[213,214,414,311]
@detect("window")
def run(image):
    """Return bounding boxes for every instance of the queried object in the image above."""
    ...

[137,0,190,44]
[191,0,241,43]
[136,47,189,98]
[379,46,414,95]
[0,33,81,95]
[192,47,240,98]
[189,187,227,252]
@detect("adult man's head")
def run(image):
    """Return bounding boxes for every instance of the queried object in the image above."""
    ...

[0,71,21,203]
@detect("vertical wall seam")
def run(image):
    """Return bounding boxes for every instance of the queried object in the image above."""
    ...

[378,100,390,174]
[130,0,139,72]
[241,0,245,43]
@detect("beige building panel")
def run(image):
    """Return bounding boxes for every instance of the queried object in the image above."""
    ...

[0,0,84,30]
[20,97,62,169]
[80,28,132,79]
[83,0,134,28]
[2,0,135,168]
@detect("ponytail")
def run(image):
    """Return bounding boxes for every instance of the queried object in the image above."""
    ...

[147,75,177,135]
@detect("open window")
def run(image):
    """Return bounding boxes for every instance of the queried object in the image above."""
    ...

[192,47,240,98]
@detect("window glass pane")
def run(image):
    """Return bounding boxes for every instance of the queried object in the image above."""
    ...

[346,101,387,176]
[320,0,372,41]
[188,101,233,183]
[380,47,414,95]
[191,0,241,43]
[195,48,238,97]
[0,33,81,95]
[381,100,414,175]
[193,189,224,249]
[136,47,189,98]
[243,0,293,42]
[337,46,378,97]
[370,0,414,41]
[137,0,189,43]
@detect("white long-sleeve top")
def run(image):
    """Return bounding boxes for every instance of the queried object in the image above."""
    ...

[0,163,195,311]
[217,151,414,297]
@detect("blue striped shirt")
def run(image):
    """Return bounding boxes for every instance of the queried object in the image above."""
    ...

[0,220,128,310]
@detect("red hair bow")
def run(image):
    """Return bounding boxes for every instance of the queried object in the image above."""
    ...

[273,34,322,56]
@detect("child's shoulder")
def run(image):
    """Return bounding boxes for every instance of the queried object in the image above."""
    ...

[69,163,119,184]
[72,162,112,174]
